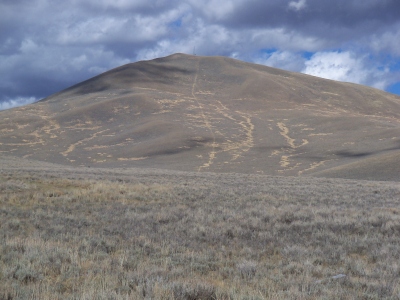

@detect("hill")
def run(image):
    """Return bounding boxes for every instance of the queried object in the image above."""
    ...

[1,53,399,180]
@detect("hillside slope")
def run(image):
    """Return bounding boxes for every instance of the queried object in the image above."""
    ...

[1,53,399,180]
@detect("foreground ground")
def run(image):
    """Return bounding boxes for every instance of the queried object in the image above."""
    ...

[1,162,400,299]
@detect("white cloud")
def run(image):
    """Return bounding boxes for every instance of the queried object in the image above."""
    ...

[302,51,395,89]
[303,51,362,82]
[254,51,305,72]
[288,0,307,11]
[369,25,400,56]
[250,28,327,52]
[55,4,188,46]
[19,39,39,53]
[81,0,149,10]
[0,97,37,110]
[136,20,241,60]
[136,40,177,61]
[188,0,244,20]
[56,17,128,45]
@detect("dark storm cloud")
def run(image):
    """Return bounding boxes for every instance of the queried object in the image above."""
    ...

[201,0,400,30]
[190,0,400,51]
[1,0,400,109]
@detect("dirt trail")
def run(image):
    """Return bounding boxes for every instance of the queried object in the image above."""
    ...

[191,60,217,171]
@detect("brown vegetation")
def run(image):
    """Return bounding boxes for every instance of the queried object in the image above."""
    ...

[1,167,400,299]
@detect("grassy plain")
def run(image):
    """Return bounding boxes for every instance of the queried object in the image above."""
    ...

[1,166,400,299]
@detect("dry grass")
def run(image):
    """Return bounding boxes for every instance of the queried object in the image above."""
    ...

[1,169,400,299]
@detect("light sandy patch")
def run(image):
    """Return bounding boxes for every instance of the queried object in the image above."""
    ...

[309,133,333,136]
[117,157,149,161]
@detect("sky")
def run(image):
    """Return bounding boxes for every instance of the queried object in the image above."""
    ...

[1,0,400,110]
